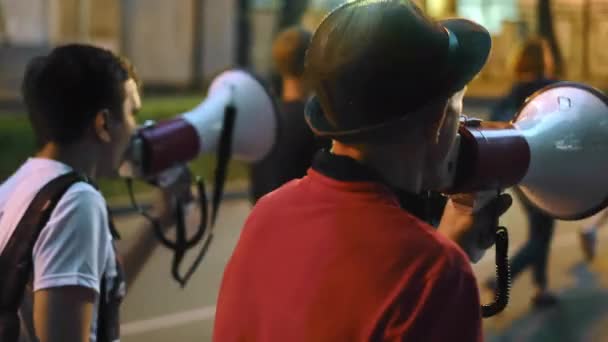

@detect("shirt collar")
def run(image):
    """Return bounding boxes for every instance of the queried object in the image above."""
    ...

[311,149,382,182]
[311,149,442,224]
[27,157,97,187]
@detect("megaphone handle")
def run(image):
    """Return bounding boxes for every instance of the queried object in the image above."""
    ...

[481,226,511,318]
[126,178,177,249]
[125,176,211,287]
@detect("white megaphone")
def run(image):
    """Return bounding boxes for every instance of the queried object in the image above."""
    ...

[437,81,608,318]
[439,81,608,220]
[117,69,279,287]
[119,69,279,180]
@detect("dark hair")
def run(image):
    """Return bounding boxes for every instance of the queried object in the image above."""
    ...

[513,37,555,80]
[22,44,139,146]
[272,26,312,77]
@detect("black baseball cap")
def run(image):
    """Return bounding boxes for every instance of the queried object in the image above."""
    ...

[304,0,492,141]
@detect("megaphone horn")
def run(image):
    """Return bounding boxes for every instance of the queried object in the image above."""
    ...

[118,69,279,287]
[439,119,531,195]
[438,81,608,318]
[440,81,608,221]
[119,69,279,178]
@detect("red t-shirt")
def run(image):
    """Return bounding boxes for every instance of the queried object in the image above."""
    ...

[214,162,482,341]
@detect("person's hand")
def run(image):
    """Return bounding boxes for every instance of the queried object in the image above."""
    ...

[148,165,195,229]
[437,192,513,263]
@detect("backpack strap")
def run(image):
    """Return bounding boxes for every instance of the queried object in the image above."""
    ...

[96,234,125,342]
[0,171,85,342]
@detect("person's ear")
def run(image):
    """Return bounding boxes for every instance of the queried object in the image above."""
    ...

[448,87,467,116]
[94,109,112,143]
[431,87,467,145]
[424,100,450,145]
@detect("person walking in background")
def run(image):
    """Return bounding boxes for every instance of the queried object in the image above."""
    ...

[485,37,560,308]
[249,26,329,203]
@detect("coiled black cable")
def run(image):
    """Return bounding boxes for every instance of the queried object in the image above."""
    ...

[481,226,511,317]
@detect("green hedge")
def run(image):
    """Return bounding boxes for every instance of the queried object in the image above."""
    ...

[0,95,250,199]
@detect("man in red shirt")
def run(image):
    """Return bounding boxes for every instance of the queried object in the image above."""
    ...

[214,1,511,341]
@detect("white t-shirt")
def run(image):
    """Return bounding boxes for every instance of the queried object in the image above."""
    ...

[0,158,120,342]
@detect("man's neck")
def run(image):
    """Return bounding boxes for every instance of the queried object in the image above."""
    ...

[36,142,98,179]
[282,77,307,102]
[331,140,425,194]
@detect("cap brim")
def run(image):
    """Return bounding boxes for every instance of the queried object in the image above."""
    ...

[305,96,376,140]
[439,18,492,94]
[306,18,492,140]
[305,95,400,142]
[305,95,430,143]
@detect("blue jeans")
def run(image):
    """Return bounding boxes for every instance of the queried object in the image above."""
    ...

[509,189,555,289]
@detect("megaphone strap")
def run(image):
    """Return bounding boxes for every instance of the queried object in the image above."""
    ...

[169,102,238,287]
[125,177,209,288]
[210,103,237,226]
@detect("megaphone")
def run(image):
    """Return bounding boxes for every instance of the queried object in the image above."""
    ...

[437,81,608,318]
[440,81,608,220]
[119,69,279,179]
[118,69,279,287]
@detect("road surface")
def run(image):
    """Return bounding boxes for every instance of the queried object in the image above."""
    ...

[113,190,608,342]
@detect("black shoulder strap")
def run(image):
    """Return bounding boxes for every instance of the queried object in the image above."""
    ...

[0,172,83,327]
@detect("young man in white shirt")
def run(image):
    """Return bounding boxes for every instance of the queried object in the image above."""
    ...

[0,44,188,342]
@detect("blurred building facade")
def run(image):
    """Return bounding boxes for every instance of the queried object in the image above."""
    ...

[303,0,608,95]
[0,0,237,99]
[1,0,607,100]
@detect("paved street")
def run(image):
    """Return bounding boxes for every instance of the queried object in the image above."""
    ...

[112,189,608,342]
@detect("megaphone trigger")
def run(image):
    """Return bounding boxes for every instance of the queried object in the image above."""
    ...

[145,164,190,189]
[476,191,512,247]
[447,188,512,318]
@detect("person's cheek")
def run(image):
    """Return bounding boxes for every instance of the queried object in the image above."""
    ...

[128,115,137,135]
[119,123,134,161]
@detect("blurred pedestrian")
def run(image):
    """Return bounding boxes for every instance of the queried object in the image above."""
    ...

[485,37,560,308]
[249,26,329,203]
